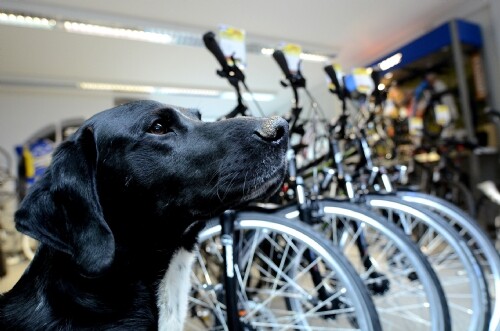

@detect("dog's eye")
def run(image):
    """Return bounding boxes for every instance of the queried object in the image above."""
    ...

[148,121,171,135]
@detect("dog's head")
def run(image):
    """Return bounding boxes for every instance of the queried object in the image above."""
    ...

[15,100,288,277]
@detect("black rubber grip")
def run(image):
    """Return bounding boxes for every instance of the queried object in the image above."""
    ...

[272,50,292,78]
[371,70,381,86]
[203,31,230,72]
[324,65,341,93]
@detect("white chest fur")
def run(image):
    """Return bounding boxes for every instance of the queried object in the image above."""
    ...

[157,248,195,331]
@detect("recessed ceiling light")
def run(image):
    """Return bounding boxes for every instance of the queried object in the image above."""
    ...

[64,21,173,44]
[0,12,56,29]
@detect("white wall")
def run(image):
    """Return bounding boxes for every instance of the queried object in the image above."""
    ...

[0,82,338,176]
[0,88,109,175]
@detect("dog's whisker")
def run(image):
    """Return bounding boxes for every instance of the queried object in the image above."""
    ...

[206,171,233,196]
[242,170,249,197]
[215,178,224,202]
[222,172,240,200]
[207,159,227,184]
[217,174,235,197]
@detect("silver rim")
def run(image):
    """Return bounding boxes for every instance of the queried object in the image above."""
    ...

[186,217,379,331]
[397,191,500,331]
[366,196,488,331]
[280,202,447,331]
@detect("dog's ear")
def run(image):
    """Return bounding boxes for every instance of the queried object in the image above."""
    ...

[15,126,115,278]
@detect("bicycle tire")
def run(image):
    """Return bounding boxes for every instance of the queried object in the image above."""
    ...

[364,194,490,331]
[431,180,476,217]
[277,200,450,331]
[396,191,500,331]
[186,213,381,331]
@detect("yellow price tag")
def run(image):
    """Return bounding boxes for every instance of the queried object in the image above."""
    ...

[352,68,370,76]
[434,104,451,126]
[409,117,423,136]
[281,43,302,73]
[219,26,245,42]
[352,67,374,94]
[282,43,302,56]
[23,146,35,178]
[218,25,246,68]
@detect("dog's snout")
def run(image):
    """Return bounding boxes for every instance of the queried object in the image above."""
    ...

[255,116,288,143]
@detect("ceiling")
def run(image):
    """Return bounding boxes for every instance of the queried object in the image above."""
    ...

[0,0,484,118]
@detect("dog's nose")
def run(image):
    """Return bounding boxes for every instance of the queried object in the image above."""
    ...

[255,116,288,143]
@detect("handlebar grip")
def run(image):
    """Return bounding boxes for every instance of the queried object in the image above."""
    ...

[272,50,292,78]
[371,70,383,105]
[203,31,230,72]
[324,65,342,94]
[371,69,381,86]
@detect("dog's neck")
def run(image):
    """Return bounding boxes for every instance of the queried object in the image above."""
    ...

[157,247,196,331]
[2,216,204,329]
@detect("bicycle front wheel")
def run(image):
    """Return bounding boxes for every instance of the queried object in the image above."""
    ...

[364,195,490,331]
[397,191,500,331]
[186,213,381,331]
[278,200,450,331]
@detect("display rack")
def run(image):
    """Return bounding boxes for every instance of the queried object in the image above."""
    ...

[368,18,495,191]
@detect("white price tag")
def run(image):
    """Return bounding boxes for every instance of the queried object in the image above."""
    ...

[281,43,302,74]
[434,104,451,126]
[409,117,423,136]
[352,68,375,95]
[218,25,246,68]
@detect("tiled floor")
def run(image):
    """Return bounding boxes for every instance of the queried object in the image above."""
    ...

[0,258,29,293]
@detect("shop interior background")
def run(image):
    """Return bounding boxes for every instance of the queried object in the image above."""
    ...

[1,0,500,167]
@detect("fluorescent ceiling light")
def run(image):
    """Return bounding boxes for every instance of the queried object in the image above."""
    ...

[299,53,329,63]
[260,48,274,55]
[156,87,220,96]
[0,10,335,61]
[64,21,173,44]
[79,82,155,93]
[79,82,222,97]
[260,48,330,63]
[220,91,275,102]
[79,82,274,100]
[0,12,56,29]
[378,53,402,71]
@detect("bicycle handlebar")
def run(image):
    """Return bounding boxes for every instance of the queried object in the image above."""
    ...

[324,65,342,99]
[203,31,231,73]
[272,50,293,79]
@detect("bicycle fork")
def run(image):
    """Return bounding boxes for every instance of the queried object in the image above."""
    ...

[220,210,242,331]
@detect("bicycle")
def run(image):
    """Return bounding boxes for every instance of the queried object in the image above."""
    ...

[187,210,382,330]
[314,65,491,331]
[184,31,382,331]
[0,146,37,268]
[392,137,500,331]
[327,110,498,331]
[264,54,451,330]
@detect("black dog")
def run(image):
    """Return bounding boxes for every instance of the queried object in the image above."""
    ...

[0,100,288,330]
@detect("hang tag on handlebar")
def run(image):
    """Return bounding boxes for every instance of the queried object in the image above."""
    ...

[409,117,423,136]
[218,25,246,69]
[325,63,344,90]
[434,104,451,126]
[345,68,375,95]
[281,43,302,74]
